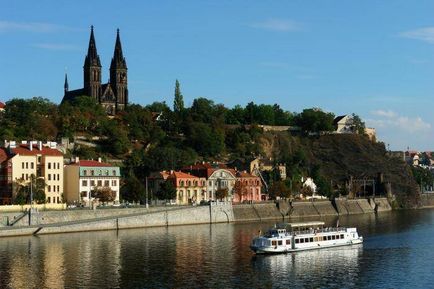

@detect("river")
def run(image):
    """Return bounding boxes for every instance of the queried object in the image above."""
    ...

[1,209,434,288]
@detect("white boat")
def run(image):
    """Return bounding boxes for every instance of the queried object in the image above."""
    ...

[250,221,363,254]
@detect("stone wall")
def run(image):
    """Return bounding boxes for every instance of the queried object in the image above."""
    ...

[420,193,434,207]
[0,203,234,237]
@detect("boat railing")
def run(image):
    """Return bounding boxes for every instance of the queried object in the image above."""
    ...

[291,227,346,235]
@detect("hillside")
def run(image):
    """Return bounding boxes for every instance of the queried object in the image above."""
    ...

[257,132,419,207]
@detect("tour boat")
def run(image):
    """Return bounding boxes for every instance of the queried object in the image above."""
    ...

[250,221,363,254]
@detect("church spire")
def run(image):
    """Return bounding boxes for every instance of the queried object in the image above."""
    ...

[84,25,101,67]
[64,73,69,93]
[110,28,127,69]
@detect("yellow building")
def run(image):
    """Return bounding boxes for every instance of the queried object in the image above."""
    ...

[4,141,64,204]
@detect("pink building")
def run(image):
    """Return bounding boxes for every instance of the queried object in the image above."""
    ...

[233,171,262,203]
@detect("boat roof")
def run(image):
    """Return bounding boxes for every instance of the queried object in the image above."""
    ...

[277,221,325,228]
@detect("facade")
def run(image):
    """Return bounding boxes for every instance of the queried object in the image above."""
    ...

[334,115,354,133]
[149,170,207,205]
[62,26,128,115]
[233,171,262,203]
[64,159,120,205]
[0,141,64,204]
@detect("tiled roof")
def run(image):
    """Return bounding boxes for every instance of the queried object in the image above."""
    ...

[168,171,200,179]
[12,144,63,156]
[236,171,257,178]
[0,102,5,109]
[70,160,113,167]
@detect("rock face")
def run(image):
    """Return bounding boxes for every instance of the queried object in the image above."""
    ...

[258,132,420,208]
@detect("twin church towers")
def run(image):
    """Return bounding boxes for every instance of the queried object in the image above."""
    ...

[63,26,128,114]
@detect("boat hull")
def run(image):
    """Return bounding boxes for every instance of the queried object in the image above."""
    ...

[251,237,363,254]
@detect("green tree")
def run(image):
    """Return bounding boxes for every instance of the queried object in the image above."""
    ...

[121,175,146,203]
[352,113,366,135]
[215,187,229,201]
[268,181,291,200]
[294,108,335,133]
[157,180,177,201]
[173,79,184,113]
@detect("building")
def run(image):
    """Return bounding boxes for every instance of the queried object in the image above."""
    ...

[181,162,237,201]
[0,141,64,205]
[249,157,286,180]
[149,170,207,205]
[333,115,355,133]
[64,158,120,205]
[0,101,5,112]
[62,26,128,115]
[233,171,262,203]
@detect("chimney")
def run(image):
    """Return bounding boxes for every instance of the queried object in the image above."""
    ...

[28,141,32,151]
[75,156,79,163]
[38,141,42,151]
[98,157,102,163]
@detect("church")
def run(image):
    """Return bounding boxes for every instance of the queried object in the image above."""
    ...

[63,26,128,114]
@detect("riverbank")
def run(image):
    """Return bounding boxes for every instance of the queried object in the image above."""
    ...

[1,195,433,238]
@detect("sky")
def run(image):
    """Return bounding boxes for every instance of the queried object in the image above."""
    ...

[1,1,433,151]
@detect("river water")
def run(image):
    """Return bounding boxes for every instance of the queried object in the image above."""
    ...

[1,209,434,289]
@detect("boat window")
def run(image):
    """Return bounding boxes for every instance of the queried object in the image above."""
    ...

[278,240,282,246]
[336,235,339,239]
[272,240,277,246]
[340,234,344,239]
[310,237,314,242]
[300,238,304,243]
[305,238,309,243]
[314,237,318,242]
[295,239,299,244]
[286,240,291,245]
[332,235,336,240]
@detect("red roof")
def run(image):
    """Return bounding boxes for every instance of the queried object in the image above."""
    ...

[0,102,5,109]
[12,144,63,156]
[168,171,200,179]
[70,160,113,167]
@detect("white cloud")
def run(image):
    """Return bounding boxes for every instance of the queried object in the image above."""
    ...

[32,43,80,51]
[0,20,73,33]
[367,110,431,133]
[250,19,301,32]
[400,27,434,44]
[371,109,397,118]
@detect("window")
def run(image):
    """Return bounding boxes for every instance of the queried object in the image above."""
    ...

[97,180,102,186]
[104,180,109,186]
[26,162,28,169]
[48,174,51,181]
[310,237,314,242]
[82,180,88,186]
[57,197,60,203]
[31,162,34,169]
[22,173,24,180]
[278,240,282,246]
[286,239,291,245]
[57,174,60,180]
[25,174,28,180]
[91,170,94,176]
[57,163,60,169]
[47,197,51,203]
[332,235,336,240]
[295,239,299,244]
[340,234,344,239]
[48,186,51,192]
[57,185,59,192]
[48,162,51,169]
[22,162,25,169]
[112,170,116,176]
[300,239,304,243]
[83,170,87,176]
[106,170,109,176]
[112,180,117,186]
[91,180,95,186]
[305,238,309,243]
[272,240,277,246]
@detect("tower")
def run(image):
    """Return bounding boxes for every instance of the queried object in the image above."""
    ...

[64,73,69,94]
[110,29,128,110]
[83,25,102,101]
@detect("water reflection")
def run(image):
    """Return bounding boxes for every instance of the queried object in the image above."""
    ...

[0,210,434,288]
[252,245,362,288]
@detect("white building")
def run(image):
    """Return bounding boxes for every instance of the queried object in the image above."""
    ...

[64,158,120,205]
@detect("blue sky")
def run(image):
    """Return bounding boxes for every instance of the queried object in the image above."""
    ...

[1,1,433,150]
